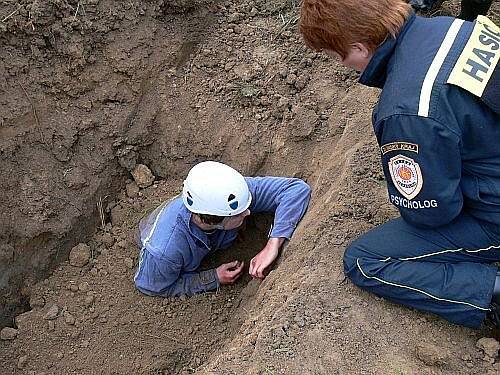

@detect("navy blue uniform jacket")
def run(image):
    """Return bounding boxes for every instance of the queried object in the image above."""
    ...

[360,13,500,228]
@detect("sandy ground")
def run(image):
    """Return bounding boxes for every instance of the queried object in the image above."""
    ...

[0,0,499,374]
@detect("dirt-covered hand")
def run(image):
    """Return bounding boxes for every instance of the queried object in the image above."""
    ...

[249,237,285,279]
[216,260,244,285]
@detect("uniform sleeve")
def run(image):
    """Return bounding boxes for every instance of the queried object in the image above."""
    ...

[245,176,311,239]
[135,251,219,297]
[377,114,463,227]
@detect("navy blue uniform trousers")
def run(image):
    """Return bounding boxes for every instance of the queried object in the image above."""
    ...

[344,212,500,328]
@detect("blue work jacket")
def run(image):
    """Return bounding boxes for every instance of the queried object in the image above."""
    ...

[360,13,500,228]
[134,177,311,297]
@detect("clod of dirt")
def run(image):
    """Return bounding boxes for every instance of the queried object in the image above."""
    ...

[69,243,91,267]
[0,327,18,340]
[17,355,28,369]
[476,337,500,360]
[126,182,140,198]
[63,167,88,190]
[116,146,138,171]
[17,355,28,370]
[78,282,90,292]
[29,295,45,310]
[97,232,115,248]
[0,244,15,263]
[68,284,79,292]
[63,312,76,326]
[290,106,317,139]
[43,305,59,321]
[415,342,451,366]
[84,295,95,307]
[123,257,134,269]
[131,164,155,188]
[14,311,32,331]
[116,240,128,249]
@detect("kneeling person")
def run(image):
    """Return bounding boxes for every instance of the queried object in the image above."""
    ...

[134,161,311,297]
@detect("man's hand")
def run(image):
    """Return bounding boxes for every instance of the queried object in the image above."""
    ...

[216,260,244,285]
[249,237,285,280]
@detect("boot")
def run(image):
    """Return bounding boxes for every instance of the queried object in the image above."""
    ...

[458,0,493,22]
[484,271,500,336]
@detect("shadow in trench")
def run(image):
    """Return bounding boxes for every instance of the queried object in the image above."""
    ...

[199,213,275,288]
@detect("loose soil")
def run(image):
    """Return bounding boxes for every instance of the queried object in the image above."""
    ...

[1,0,499,374]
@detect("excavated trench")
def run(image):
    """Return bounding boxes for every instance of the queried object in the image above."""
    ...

[0,2,385,373]
[0,0,218,330]
[1,4,329,372]
[0,0,320,332]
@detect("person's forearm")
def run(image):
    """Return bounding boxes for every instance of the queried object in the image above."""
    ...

[268,237,285,249]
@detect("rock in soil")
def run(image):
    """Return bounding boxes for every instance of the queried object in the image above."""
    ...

[29,295,46,309]
[84,295,95,307]
[415,342,451,366]
[476,337,500,360]
[0,327,18,340]
[43,305,59,321]
[64,312,76,325]
[126,182,140,198]
[69,243,91,267]
[98,232,115,248]
[17,355,28,369]
[131,164,155,188]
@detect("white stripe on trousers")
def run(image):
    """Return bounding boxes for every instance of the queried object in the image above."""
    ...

[356,242,500,311]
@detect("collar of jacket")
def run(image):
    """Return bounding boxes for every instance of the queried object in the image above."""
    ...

[179,203,212,249]
[359,12,416,88]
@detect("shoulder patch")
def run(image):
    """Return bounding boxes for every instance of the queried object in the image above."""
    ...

[381,142,419,155]
[447,15,500,98]
[388,155,423,200]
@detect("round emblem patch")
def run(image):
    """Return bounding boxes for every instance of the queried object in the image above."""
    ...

[388,155,423,200]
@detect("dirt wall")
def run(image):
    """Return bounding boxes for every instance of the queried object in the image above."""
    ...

[0,0,226,328]
[0,0,346,327]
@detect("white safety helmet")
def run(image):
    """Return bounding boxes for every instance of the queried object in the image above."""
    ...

[182,161,252,216]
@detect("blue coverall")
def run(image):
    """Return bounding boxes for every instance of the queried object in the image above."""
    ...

[343,14,500,328]
[135,177,311,297]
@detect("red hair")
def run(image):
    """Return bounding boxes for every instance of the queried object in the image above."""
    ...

[300,0,412,58]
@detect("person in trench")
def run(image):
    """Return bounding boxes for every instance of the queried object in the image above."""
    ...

[300,0,500,329]
[134,161,311,297]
